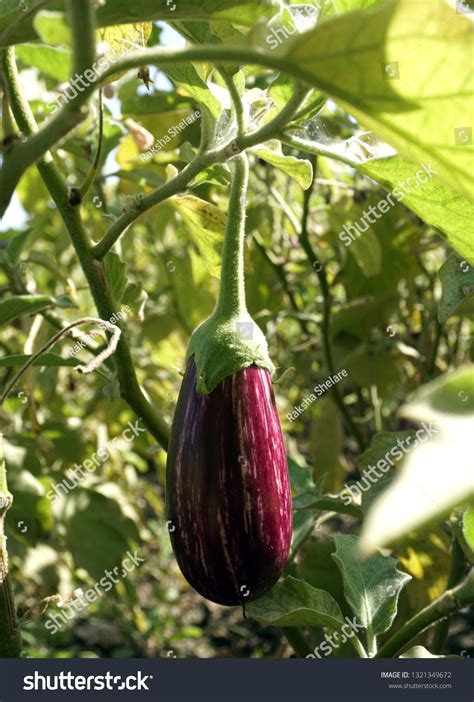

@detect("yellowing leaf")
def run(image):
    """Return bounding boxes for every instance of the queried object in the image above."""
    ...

[170,195,225,278]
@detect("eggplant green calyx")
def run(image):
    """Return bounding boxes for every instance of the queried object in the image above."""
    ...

[187,312,274,394]
[186,154,274,394]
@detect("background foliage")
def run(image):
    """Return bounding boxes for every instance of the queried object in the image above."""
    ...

[0,0,473,658]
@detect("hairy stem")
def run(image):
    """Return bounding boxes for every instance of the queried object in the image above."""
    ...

[377,568,474,658]
[216,154,249,317]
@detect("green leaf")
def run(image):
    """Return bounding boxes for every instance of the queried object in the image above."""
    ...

[160,64,221,119]
[253,140,313,190]
[104,252,127,304]
[33,10,72,46]
[5,229,31,265]
[293,492,362,518]
[309,398,346,493]
[438,254,474,324]
[347,228,382,278]
[246,575,345,629]
[0,295,54,327]
[357,155,474,265]
[170,194,225,278]
[284,0,474,202]
[56,488,140,581]
[15,43,71,81]
[359,366,474,556]
[332,534,411,638]
[0,353,78,368]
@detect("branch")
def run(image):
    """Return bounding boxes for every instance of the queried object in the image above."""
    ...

[2,47,170,449]
[376,568,474,658]
[281,132,359,168]
[67,0,97,78]
[298,156,366,451]
[0,40,311,217]
[0,0,96,217]
[92,84,309,260]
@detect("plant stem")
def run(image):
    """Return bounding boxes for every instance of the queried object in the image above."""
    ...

[299,157,366,451]
[79,89,104,201]
[215,154,249,317]
[0,433,22,657]
[92,84,308,260]
[0,43,313,217]
[2,47,170,449]
[220,70,245,139]
[67,0,97,78]
[377,568,474,658]
[431,537,466,653]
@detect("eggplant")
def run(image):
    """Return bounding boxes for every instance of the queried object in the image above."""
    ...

[166,357,292,606]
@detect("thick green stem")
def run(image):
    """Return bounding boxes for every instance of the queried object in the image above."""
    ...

[0,434,22,657]
[67,0,96,77]
[216,154,249,318]
[377,568,474,658]
[2,47,170,449]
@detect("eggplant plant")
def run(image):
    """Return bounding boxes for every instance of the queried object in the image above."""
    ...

[0,0,472,663]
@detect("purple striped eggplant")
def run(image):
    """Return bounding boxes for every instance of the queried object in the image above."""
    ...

[166,357,292,606]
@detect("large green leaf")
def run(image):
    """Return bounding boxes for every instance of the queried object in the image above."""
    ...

[283,0,473,202]
[359,366,474,556]
[332,534,411,638]
[357,156,474,265]
[246,575,345,629]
